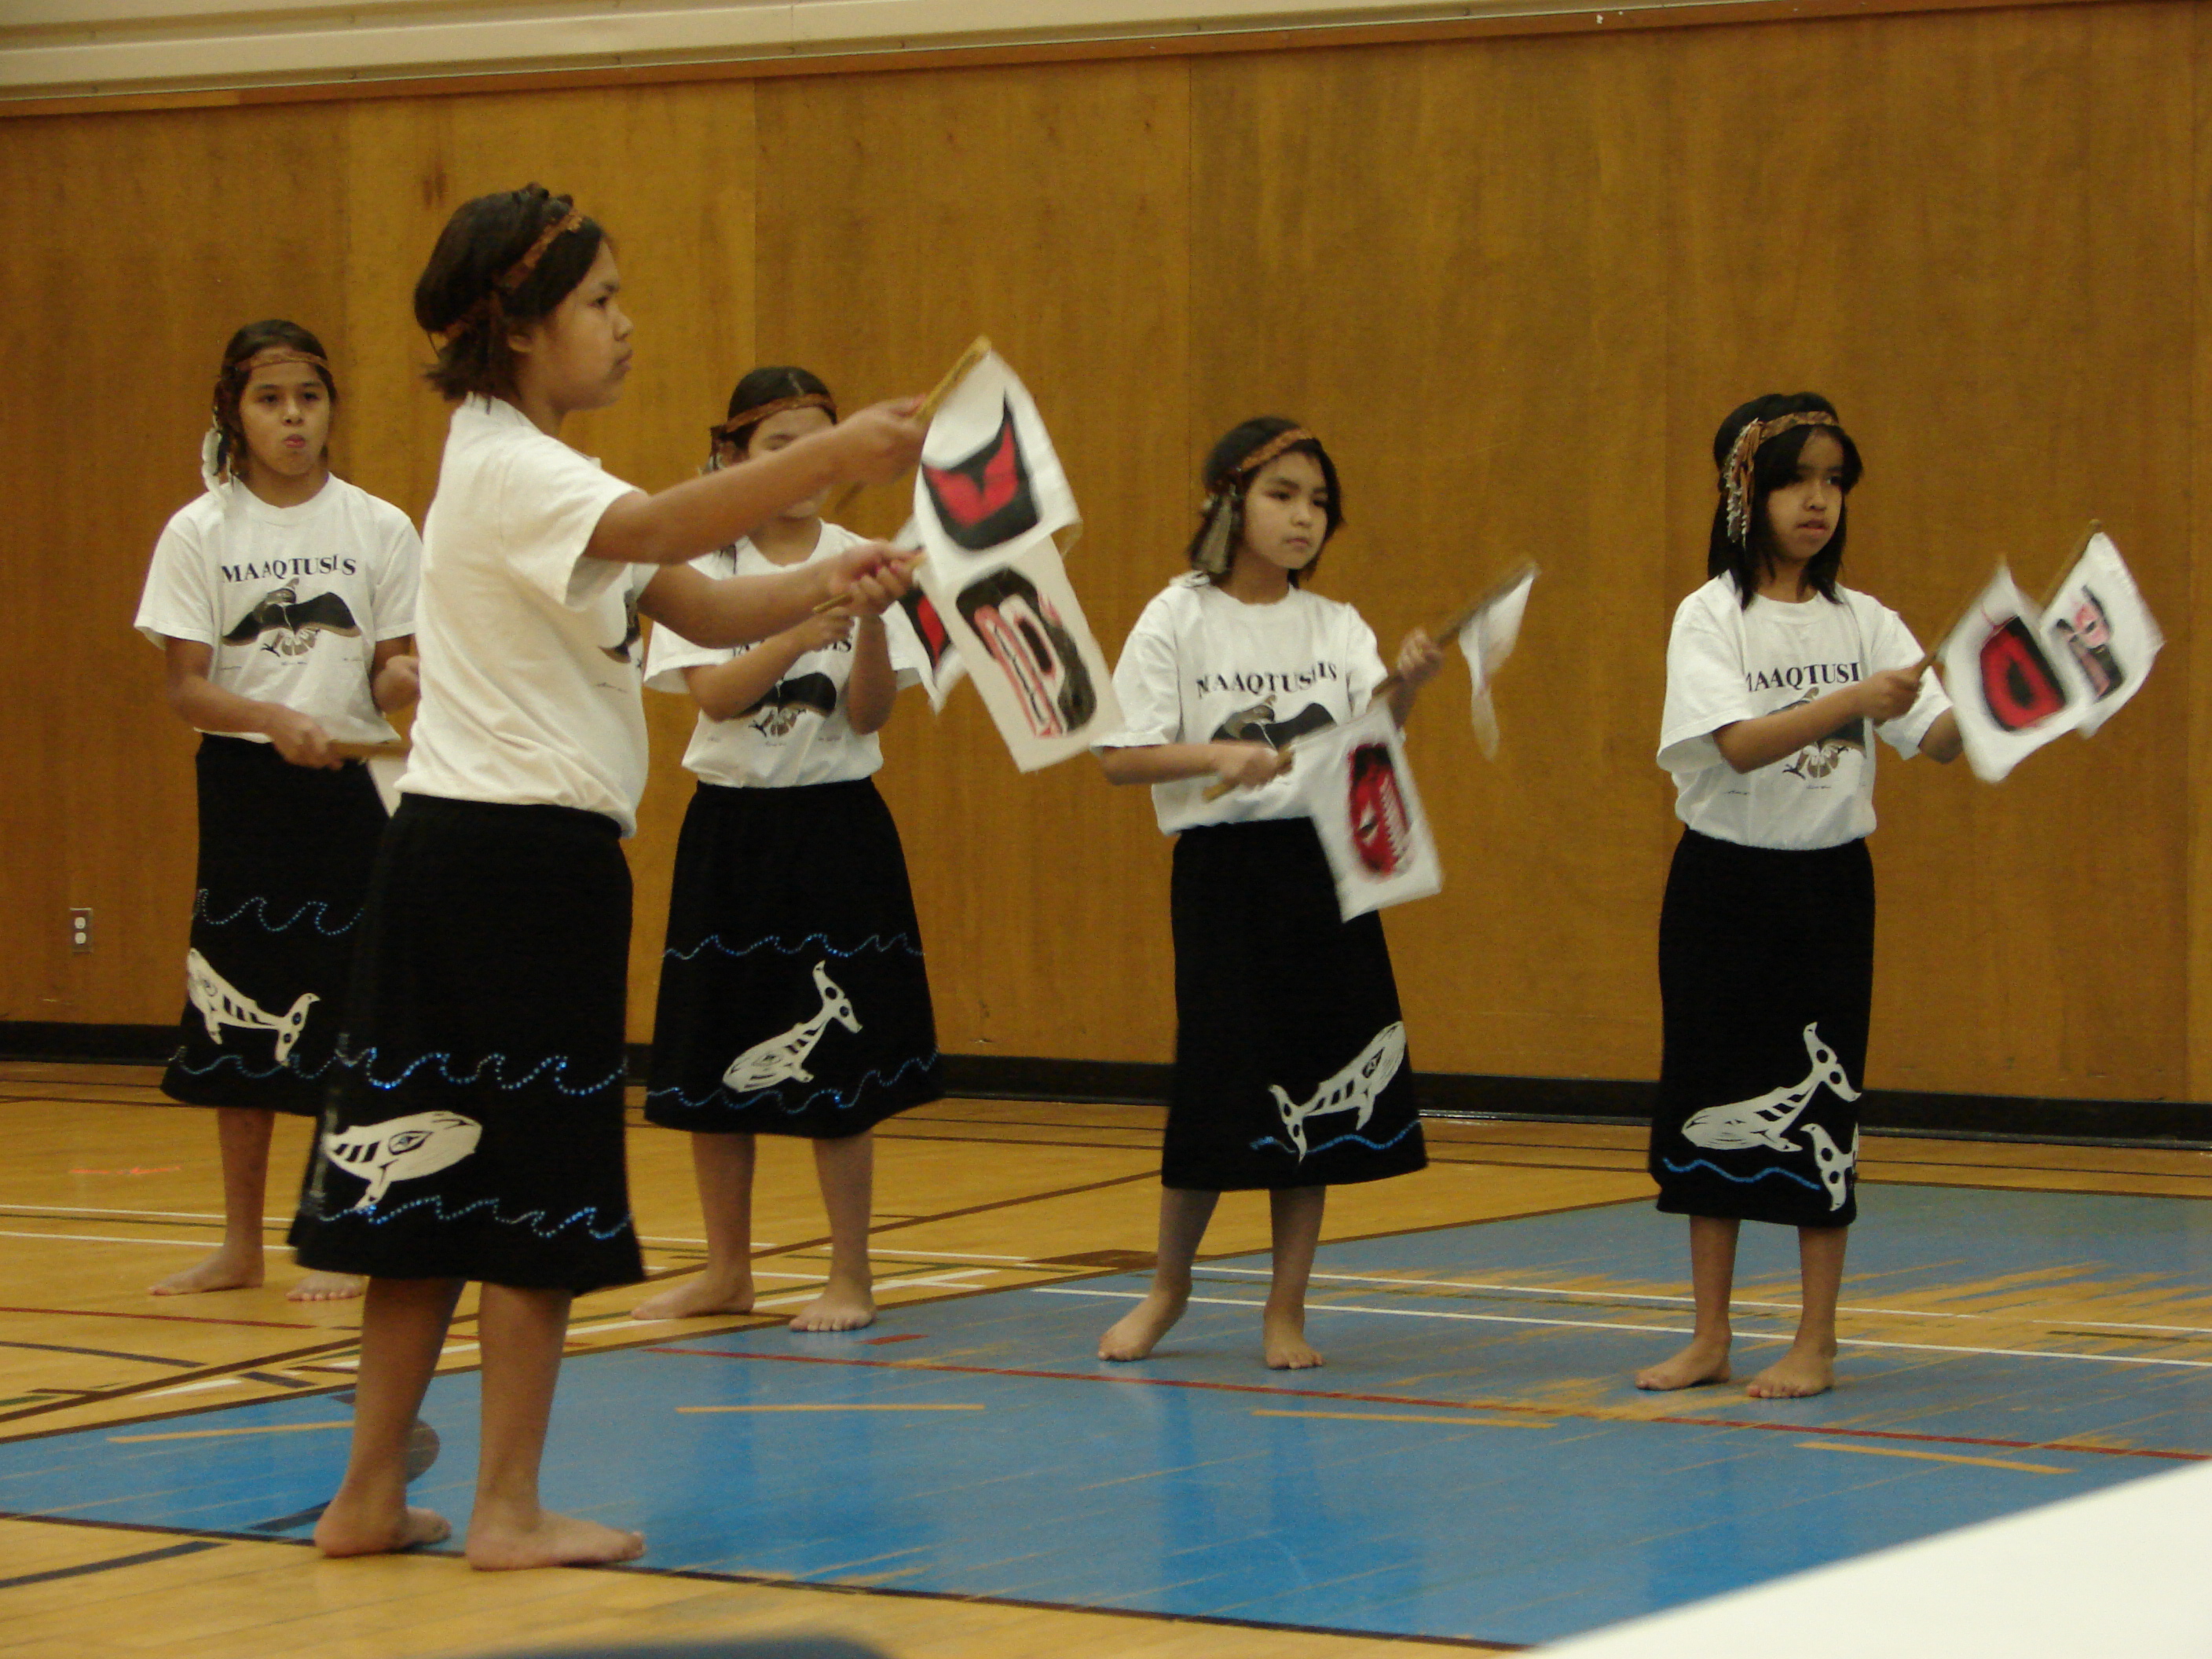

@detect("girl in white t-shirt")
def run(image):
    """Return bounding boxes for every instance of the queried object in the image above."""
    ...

[1640,393,1962,1402]
[1094,418,1442,1372]
[134,319,421,1304]
[287,186,923,1571]
[633,366,943,1333]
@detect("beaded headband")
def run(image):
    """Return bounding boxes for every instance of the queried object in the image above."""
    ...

[1192,427,1321,577]
[1723,410,1839,545]
[430,205,588,351]
[228,346,331,382]
[711,391,836,445]
[1219,425,1317,493]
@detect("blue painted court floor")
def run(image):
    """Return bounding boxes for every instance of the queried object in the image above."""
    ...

[4,1185,2209,1648]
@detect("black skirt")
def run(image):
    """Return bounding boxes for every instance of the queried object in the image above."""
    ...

[288,794,644,1293]
[1164,819,1426,1191]
[1651,828,1873,1228]
[645,779,943,1137]
[162,735,388,1115]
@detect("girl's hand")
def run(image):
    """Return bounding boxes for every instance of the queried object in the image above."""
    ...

[1210,741,1293,791]
[833,399,928,485]
[789,609,856,654]
[826,542,918,617]
[1395,628,1445,690]
[267,708,339,770]
[375,653,420,711]
[1857,667,1922,723]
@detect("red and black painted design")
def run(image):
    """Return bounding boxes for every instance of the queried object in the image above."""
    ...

[921,399,1040,551]
[895,589,958,677]
[2051,589,2126,701]
[956,566,1097,738]
[1346,742,1412,877]
[1976,617,2071,732]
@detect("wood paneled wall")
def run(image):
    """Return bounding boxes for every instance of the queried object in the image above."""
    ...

[2,0,2203,1104]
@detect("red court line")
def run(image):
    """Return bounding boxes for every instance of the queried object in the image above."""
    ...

[648,1346,2208,1464]
[0,1305,324,1331]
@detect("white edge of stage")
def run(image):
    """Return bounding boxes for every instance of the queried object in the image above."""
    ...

[1536,1456,2212,1656]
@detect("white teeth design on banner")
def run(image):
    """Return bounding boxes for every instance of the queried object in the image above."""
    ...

[1939,561,2093,783]
[184,947,318,1062]
[2041,529,2162,738]
[1456,563,1538,759]
[1295,705,1444,921]
[1680,1022,1860,1213]
[322,1110,482,1210]
[722,961,862,1093]
[1270,1022,1407,1159]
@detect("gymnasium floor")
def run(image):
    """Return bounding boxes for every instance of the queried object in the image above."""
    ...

[2,1064,2208,1656]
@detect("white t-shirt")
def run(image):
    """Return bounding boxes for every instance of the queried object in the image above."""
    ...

[134,475,419,745]
[399,397,657,836]
[1100,573,1389,835]
[643,523,922,789]
[1658,576,1950,850]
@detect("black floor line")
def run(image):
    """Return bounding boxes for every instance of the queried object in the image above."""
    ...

[0,1538,222,1591]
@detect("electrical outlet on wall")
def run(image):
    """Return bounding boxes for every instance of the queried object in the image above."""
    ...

[68,908,92,953]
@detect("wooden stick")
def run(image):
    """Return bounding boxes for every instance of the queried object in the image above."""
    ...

[821,335,993,521]
[809,548,927,617]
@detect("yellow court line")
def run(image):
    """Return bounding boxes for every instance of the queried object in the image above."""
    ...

[1796,1441,2073,1475]
[676,1404,985,1414]
[109,1422,352,1444]
[1251,1408,1554,1430]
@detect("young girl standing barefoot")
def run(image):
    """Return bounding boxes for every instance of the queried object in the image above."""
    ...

[1639,393,1961,1401]
[287,187,921,1567]
[136,320,419,1303]
[1094,418,1440,1372]
[632,366,943,1333]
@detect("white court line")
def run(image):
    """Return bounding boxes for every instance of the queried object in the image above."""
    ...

[0,1229,208,1249]
[1032,1287,2212,1370]
[145,1378,245,1397]
[1192,1266,2212,1337]
[870,1249,1037,1263]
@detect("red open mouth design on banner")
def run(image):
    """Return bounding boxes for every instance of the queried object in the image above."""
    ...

[921,399,1041,552]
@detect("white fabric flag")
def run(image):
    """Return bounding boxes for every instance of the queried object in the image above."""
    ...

[910,350,1079,584]
[1296,704,1444,921]
[1456,562,1538,759]
[2040,529,2162,738]
[877,518,969,711]
[916,529,1122,771]
[1939,562,2093,783]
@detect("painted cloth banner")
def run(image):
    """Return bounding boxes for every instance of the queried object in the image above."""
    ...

[1939,562,2092,783]
[879,518,969,711]
[1296,704,1444,921]
[1456,562,1537,758]
[2042,530,2161,738]
[910,351,1080,579]
[916,532,1122,771]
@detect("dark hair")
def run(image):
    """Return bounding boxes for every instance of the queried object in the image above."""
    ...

[714,365,837,463]
[413,185,607,403]
[1184,416,1344,586]
[1708,392,1862,606]
[211,319,337,482]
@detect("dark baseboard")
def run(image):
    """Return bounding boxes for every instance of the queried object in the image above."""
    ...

[12,1024,2209,1149]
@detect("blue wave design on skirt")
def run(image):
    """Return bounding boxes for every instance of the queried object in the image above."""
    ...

[1247,1119,1421,1160]
[648,1050,939,1117]
[195,889,364,936]
[171,1047,339,1082]
[335,1045,626,1097]
[1659,1156,1823,1193]
[307,1191,633,1240]
[664,932,921,963]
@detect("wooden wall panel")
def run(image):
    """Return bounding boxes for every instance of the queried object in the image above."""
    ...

[0,0,2202,1108]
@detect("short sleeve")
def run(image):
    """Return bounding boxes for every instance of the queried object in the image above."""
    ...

[1097,594,1184,749]
[1657,594,1754,775]
[881,606,925,690]
[639,551,735,694]
[371,504,421,640]
[134,506,218,647]
[1345,609,1389,715]
[1866,598,1949,756]
[496,438,643,612]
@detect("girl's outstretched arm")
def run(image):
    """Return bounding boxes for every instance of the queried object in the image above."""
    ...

[1385,628,1444,726]
[1712,668,1916,773]
[1098,742,1288,789]
[159,636,339,768]
[1921,708,1963,764]
[585,401,923,568]
[640,546,912,651]
[679,612,854,723]
[844,615,899,736]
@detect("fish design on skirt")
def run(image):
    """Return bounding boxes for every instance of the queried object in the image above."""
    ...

[722,961,862,1094]
[320,1110,483,1210]
[1269,1022,1407,1159]
[1679,1022,1860,1211]
[185,947,318,1062]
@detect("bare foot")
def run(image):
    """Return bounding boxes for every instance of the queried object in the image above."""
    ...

[1635,1336,1733,1391]
[1746,1346,1834,1399]
[314,1495,450,1558]
[632,1271,754,1322]
[790,1281,875,1333]
[152,1247,263,1296]
[289,1271,366,1303]
[1263,1309,1324,1371]
[1100,1287,1188,1362]
[465,1507,645,1571]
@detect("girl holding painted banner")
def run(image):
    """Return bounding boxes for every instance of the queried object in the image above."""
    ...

[632,366,944,1332]
[1643,393,1961,1401]
[1094,418,1441,1372]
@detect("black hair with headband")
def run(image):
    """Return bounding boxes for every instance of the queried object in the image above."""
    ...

[708,366,838,467]
[414,185,606,404]
[206,320,338,489]
[1185,416,1343,588]
[1708,392,1862,607]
